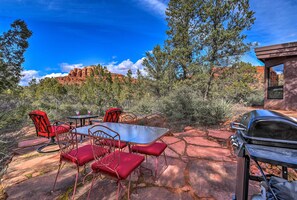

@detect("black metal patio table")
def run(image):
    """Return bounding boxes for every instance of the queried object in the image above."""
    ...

[67,114,99,128]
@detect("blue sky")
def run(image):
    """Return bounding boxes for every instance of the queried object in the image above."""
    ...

[0,0,297,85]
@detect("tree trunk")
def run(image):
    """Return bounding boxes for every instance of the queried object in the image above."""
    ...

[204,67,214,100]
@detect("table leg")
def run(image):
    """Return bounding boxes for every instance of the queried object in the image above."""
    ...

[282,166,288,179]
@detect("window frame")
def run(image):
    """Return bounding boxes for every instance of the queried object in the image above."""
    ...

[267,64,284,100]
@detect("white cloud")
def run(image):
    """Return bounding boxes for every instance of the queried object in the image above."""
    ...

[106,57,146,77]
[136,0,168,17]
[20,70,39,86]
[41,72,68,79]
[19,70,68,86]
[59,63,83,72]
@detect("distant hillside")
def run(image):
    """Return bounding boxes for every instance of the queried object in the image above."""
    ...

[56,66,126,85]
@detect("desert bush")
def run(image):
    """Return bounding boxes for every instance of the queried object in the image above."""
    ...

[158,85,198,123]
[193,98,233,125]
[128,95,159,114]
[245,90,264,106]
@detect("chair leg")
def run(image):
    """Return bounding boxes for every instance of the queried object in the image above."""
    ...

[37,137,59,153]
[116,181,122,200]
[127,175,131,200]
[71,166,80,200]
[155,157,158,178]
[52,160,64,192]
[87,174,96,200]
[164,151,168,167]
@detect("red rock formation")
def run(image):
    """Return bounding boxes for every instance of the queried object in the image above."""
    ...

[55,66,126,85]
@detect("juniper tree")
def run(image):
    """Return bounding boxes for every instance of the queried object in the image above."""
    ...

[0,19,32,92]
[165,0,255,99]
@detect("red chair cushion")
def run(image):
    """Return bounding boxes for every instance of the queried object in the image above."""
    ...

[29,110,52,137]
[100,139,127,149]
[37,124,71,138]
[131,142,167,156]
[61,145,107,166]
[91,151,144,180]
[103,108,122,122]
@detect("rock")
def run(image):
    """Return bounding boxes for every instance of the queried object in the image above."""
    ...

[154,157,187,188]
[131,186,192,200]
[174,129,206,138]
[55,66,127,85]
[184,126,195,132]
[5,168,76,200]
[188,160,237,199]
[161,136,181,145]
[186,145,233,162]
[184,137,221,148]
[164,147,180,159]
[18,138,48,148]
[208,129,234,141]
[169,140,186,156]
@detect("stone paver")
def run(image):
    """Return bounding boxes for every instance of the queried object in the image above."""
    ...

[184,137,221,148]
[131,187,192,200]
[155,157,187,188]
[162,136,182,145]
[18,138,48,148]
[188,160,236,199]
[208,129,234,140]
[186,145,233,162]
[5,168,76,200]
[2,126,243,200]
[174,129,206,138]
[168,140,186,156]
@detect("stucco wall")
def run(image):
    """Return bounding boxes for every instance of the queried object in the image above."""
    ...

[264,56,297,111]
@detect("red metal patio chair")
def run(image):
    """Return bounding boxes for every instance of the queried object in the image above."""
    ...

[28,110,71,153]
[103,107,123,122]
[119,112,137,124]
[93,108,127,149]
[131,113,168,178]
[86,125,144,200]
[52,127,107,200]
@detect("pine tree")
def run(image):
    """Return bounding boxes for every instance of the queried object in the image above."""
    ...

[0,19,32,92]
[165,0,255,99]
[143,45,170,97]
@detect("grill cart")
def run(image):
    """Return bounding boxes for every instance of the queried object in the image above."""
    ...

[230,110,297,200]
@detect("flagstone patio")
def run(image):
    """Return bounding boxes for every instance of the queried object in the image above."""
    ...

[1,126,260,200]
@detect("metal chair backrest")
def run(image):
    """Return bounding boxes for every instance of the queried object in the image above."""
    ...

[119,112,137,124]
[29,110,52,137]
[103,108,122,123]
[56,126,77,156]
[88,125,121,169]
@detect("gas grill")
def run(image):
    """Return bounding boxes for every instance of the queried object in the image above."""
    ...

[230,110,297,200]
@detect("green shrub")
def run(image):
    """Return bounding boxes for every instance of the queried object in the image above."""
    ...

[128,96,158,114]
[158,85,198,123]
[245,90,264,106]
[193,98,232,125]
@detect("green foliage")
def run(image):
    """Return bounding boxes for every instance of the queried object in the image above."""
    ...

[0,89,32,131]
[165,0,255,98]
[154,84,232,126]
[166,0,197,79]
[213,62,259,102]
[193,99,232,126]
[142,45,172,97]
[0,19,32,92]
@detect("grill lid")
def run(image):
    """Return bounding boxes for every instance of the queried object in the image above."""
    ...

[233,110,297,148]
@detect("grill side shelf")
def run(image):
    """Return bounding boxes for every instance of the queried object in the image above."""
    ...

[245,144,297,169]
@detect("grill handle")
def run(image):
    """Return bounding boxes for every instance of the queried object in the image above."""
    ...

[230,122,246,131]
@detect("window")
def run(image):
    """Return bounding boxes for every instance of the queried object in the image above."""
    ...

[267,64,284,99]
